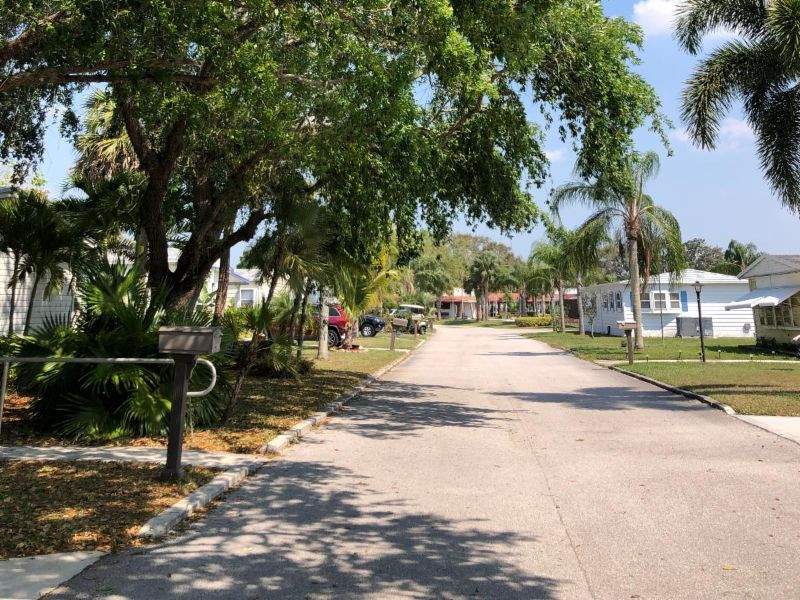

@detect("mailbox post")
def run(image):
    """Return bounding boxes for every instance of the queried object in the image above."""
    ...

[617,321,638,365]
[390,317,407,351]
[158,327,221,479]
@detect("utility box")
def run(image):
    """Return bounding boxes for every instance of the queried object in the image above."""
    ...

[158,327,221,355]
[676,317,714,338]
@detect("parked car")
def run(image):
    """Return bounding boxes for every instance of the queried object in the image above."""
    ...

[310,304,351,347]
[360,314,386,337]
[390,304,428,334]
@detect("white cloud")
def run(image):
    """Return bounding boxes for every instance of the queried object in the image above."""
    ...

[633,0,678,37]
[544,148,566,163]
[633,0,738,41]
[670,118,754,151]
[718,118,754,150]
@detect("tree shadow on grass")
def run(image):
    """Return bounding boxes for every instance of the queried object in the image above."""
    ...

[492,386,709,413]
[49,461,563,599]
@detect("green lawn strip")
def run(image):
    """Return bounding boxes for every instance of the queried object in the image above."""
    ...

[0,460,214,559]
[527,331,789,362]
[356,331,423,350]
[621,362,800,416]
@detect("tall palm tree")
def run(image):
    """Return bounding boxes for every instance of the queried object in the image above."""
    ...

[464,251,502,321]
[551,151,685,348]
[530,233,572,333]
[677,0,800,209]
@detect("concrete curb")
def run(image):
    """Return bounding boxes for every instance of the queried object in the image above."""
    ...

[258,337,428,455]
[139,336,429,539]
[138,459,264,539]
[608,365,737,415]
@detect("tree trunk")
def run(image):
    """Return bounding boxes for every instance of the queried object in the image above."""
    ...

[317,300,329,360]
[576,273,585,336]
[627,235,644,349]
[558,280,566,333]
[296,281,312,361]
[286,290,303,337]
[23,271,42,336]
[7,253,19,335]
[213,245,231,323]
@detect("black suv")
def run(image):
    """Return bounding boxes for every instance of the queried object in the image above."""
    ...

[359,314,386,337]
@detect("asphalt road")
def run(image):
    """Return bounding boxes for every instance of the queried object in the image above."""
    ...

[49,326,800,599]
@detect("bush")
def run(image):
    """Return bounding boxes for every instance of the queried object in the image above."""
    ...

[515,315,552,328]
[12,261,232,440]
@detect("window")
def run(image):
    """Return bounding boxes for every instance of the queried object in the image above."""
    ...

[329,306,340,317]
[670,292,680,309]
[641,293,651,310]
[792,295,800,327]
[766,307,776,327]
[602,294,609,310]
[652,292,667,310]
[615,291,622,312]
[240,289,254,307]
[777,303,792,327]
[757,308,767,326]
[609,293,615,310]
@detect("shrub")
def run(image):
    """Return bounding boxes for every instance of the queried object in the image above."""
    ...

[515,315,553,328]
[12,261,232,440]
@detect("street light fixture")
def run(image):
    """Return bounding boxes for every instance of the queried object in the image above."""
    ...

[693,281,706,363]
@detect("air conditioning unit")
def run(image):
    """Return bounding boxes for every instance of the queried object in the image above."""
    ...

[676,317,714,338]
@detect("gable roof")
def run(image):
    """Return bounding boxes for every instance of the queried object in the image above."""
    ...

[587,269,745,289]
[739,254,800,279]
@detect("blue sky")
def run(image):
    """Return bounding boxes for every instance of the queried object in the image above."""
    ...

[35,0,798,263]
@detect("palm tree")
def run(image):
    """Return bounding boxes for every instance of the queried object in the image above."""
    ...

[677,0,800,209]
[464,251,502,321]
[551,152,685,348]
[531,237,571,332]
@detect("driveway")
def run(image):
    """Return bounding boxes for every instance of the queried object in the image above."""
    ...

[49,327,800,599]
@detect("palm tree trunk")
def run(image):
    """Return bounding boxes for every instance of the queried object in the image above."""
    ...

[23,271,42,336]
[627,235,645,349]
[296,281,312,361]
[286,290,302,337]
[558,280,566,333]
[317,300,329,360]
[576,272,585,336]
[213,246,231,323]
[7,253,19,335]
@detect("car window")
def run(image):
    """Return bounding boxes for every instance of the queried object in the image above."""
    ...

[328,307,340,317]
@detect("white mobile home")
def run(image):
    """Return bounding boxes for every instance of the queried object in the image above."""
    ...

[725,255,800,347]
[586,269,755,338]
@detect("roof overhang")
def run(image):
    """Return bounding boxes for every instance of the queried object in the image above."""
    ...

[725,286,800,311]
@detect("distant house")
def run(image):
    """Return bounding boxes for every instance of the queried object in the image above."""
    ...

[725,255,800,347]
[585,269,755,338]
[437,288,477,319]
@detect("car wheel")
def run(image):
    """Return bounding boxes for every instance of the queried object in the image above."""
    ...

[328,328,341,347]
[419,326,427,335]
[361,324,375,337]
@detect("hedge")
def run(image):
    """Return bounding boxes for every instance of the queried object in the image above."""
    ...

[515,315,553,328]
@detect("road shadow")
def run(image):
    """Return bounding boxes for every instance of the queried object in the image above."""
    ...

[48,461,563,599]
[327,380,510,440]
[493,385,708,412]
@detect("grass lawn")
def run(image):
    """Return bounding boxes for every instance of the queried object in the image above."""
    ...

[527,331,793,362]
[1,347,408,453]
[354,330,424,350]
[0,460,214,559]
[621,362,800,416]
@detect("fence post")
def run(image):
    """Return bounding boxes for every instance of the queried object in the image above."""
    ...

[390,326,397,351]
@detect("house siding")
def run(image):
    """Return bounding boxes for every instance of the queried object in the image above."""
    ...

[586,280,755,338]
[0,253,73,334]
[740,256,800,346]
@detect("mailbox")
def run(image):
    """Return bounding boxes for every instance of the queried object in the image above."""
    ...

[392,317,409,328]
[158,327,221,355]
[411,314,423,321]
[616,321,637,331]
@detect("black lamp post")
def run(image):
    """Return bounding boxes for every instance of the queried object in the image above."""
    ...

[693,281,706,363]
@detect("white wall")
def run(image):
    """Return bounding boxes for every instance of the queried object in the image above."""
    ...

[0,253,73,334]
[586,282,755,338]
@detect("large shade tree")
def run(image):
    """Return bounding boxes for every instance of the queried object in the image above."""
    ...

[1,1,665,309]
[551,152,686,348]
[677,0,800,210]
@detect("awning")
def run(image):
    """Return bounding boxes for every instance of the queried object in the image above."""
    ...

[725,286,800,310]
